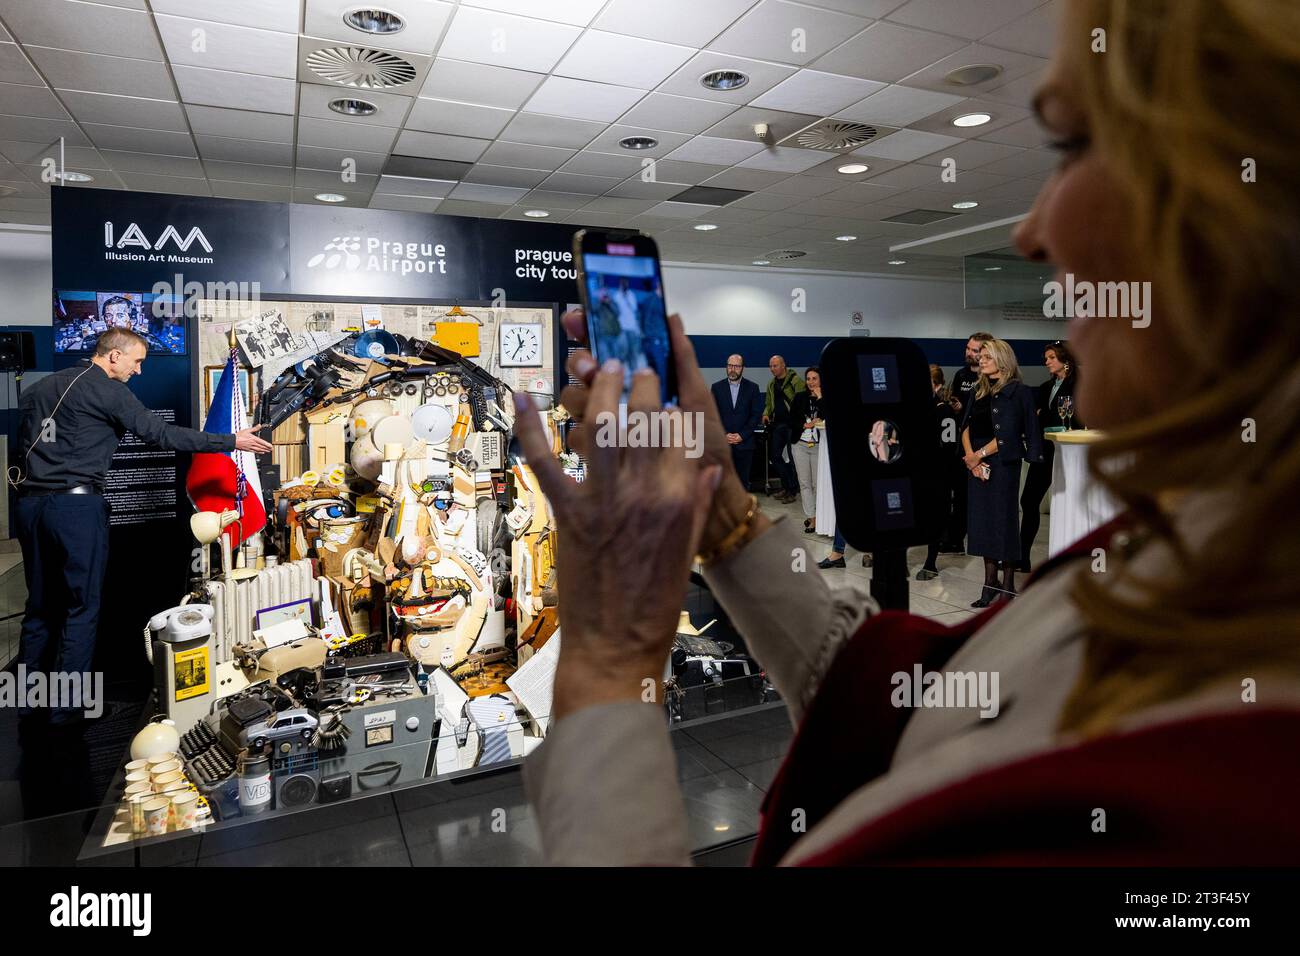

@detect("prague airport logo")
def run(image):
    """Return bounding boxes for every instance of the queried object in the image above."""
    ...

[103,221,214,265]
[306,235,363,271]
[306,234,449,276]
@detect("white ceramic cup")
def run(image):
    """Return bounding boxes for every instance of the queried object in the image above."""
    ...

[124,770,152,787]
[149,759,182,779]
[170,791,200,830]
[125,759,150,774]
[152,769,183,788]
[123,780,153,799]
[146,752,178,768]
[142,797,171,836]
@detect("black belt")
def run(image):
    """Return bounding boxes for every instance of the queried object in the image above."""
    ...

[21,484,100,498]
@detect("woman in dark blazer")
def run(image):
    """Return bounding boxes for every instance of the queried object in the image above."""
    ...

[960,339,1044,607]
[1018,341,1083,571]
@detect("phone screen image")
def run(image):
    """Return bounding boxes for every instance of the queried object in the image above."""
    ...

[581,246,674,404]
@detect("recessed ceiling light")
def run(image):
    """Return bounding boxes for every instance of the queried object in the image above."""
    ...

[618,135,658,150]
[523,209,550,218]
[329,98,378,116]
[835,235,857,241]
[315,192,347,203]
[344,8,405,34]
[56,171,94,183]
[752,260,770,265]
[952,201,979,209]
[952,113,992,128]
[888,259,907,265]
[693,223,717,231]
[837,163,870,175]
[700,69,749,92]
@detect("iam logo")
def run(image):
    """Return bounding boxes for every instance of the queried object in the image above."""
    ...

[307,236,362,270]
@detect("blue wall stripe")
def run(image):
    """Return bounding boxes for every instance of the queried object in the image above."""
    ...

[689,335,1058,370]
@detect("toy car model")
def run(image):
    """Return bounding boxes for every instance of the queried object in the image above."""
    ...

[245,708,319,754]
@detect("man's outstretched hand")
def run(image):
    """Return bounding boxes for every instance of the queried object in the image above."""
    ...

[235,425,273,454]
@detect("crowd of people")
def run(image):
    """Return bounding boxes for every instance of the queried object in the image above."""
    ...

[710,335,1082,604]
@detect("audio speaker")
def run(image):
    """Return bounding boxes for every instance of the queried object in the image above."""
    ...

[0,331,35,372]
[276,771,319,808]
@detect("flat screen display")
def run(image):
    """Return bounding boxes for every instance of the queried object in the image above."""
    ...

[53,290,187,355]
[858,353,901,404]
[581,250,671,402]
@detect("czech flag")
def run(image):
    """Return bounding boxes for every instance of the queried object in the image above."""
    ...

[186,350,266,547]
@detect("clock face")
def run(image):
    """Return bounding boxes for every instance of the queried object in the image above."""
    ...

[499,323,542,367]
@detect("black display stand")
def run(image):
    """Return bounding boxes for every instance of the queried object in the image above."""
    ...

[870,548,910,612]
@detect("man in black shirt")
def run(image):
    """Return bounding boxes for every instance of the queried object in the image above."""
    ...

[10,328,271,724]
[944,332,993,552]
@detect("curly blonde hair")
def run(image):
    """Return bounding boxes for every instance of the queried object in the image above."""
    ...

[1056,0,1300,733]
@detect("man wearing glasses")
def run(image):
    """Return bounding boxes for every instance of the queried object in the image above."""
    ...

[711,353,763,488]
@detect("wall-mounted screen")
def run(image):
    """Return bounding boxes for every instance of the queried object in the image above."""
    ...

[53,290,188,355]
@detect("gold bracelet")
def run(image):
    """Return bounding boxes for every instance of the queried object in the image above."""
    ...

[695,495,758,566]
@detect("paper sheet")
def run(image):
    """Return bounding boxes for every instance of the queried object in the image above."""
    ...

[506,629,560,724]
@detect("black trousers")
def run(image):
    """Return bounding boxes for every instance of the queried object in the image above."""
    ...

[730,446,755,490]
[767,423,798,493]
[1019,441,1055,562]
[948,461,968,547]
[15,494,110,720]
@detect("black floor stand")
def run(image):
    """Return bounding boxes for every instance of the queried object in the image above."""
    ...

[870,549,910,611]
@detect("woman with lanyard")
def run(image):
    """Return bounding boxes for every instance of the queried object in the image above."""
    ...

[789,366,824,533]
[1018,341,1082,572]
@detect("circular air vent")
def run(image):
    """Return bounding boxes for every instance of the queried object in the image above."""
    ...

[766,250,807,260]
[306,46,418,89]
[943,64,1003,87]
[793,121,878,151]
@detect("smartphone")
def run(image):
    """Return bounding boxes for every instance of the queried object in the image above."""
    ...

[573,229,677,404]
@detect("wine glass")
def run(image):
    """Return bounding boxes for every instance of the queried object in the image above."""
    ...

[1056,396,1074,431]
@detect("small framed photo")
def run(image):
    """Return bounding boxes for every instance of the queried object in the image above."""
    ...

[255,597,314,632]
[205,365,251,413]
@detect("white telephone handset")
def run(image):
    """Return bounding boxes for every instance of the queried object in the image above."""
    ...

[144,604,214,662]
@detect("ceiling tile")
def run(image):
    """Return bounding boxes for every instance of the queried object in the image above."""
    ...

[888,0,1043,41]
[980,67,1048,108]
[709,0,871,66]
[0,82,68,119]
[523,75,645,123]
[437,6,581,73]
[912,137,1021,169]
[449,182,530,204]
[172,64,296,113]
[433,198,511,217]
[0,140,106,167]
[151,0,301,32]
[580,196,659,214]
[393,129,489,163]
[25,46,170,98]
[750,70,885,115]
[964,146,1056,177]
[835,83,965,126]
[647,160,730,184]
[295,117,397,153]
[477,140,575,170]
[534,171,623,194]
[615,93,737,136]
[60,92,188,132]
[369,193,442,213]
[292,185,371,206]
[555,31,695,89]
[477,0,610,26]
[0,42,44,86]
[209,180,293,202]
[155,15,297,78]
[813,21,966,82]
[664,135,765,165]
[498,112,604,149]
[760,174,843,196]
[199,160,292,186]
[374,175,457,198]
[737,145,829,172]
[647,200,714,219]
[461,163,552,188]
[908,98,1032,139]
[298,83,411,127]
[297,145,388,175]
[897,43,1047,95]
[407,98,515,138]
[604,178,691,200]
[595,0,757,47]
[703,106,818,143]
[118,172,211,195]
[518,189,594,209]
[185,104,293,143]
[980,1,1061,58]
[0,114,89,146]
[99,150,202,177]
[195,135,291,164]
[852,128,961,160]
[0,0,163,59]
[703,168,791,190]
[974,115,1044,147]
[586,125,691,158]
[301,0,455,56]
[419,58,545,109]
[656,51,796,103]
[557,151,645,178]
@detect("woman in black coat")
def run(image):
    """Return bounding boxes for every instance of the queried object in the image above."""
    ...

[960,339,1044,607]
[1017,340,1083,571]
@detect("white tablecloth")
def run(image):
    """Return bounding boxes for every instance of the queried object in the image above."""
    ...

[814,427,836,536]
[1048,438,1119,557]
